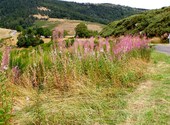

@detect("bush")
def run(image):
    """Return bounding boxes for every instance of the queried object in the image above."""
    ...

[75,23,89,38]
[17,34,44,48]
[17,28,46,48]
[75,23,98,38]
[36,28,52,38]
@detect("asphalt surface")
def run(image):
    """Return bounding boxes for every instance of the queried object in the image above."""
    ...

[155,44,170,55]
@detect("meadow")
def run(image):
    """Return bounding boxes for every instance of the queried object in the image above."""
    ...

[0,34,152,124]
[34,19,104,36]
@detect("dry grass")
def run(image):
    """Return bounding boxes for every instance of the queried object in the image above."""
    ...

[0,28,19,46]
[35,18,105,36]
[42,38,51,43]
[56,19,104,36]
[0,28,11,39]
[150,37,162,43]
[33,14,49,20]
[37,7,51,11]
[0,36,151,124]
[9,56,148,124]
[119,52,170,125]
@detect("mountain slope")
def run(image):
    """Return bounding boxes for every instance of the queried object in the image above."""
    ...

[0,0,144,29]
[100,6,170,37]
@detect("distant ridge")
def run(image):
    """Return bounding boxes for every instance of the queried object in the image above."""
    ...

[0,0,145,29]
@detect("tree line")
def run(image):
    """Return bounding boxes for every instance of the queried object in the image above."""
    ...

[0,0,144,30]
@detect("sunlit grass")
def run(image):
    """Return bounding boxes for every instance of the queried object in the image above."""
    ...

[0,36,152,124]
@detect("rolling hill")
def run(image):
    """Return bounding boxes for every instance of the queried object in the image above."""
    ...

[0,0,145,29]
[100,6,170,37]
[34,18,105,36]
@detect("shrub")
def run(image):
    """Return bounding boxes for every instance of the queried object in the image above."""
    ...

[36,28,52,38]
[75,23,89,38]
[17,34,44,48]
[75,23,98,38]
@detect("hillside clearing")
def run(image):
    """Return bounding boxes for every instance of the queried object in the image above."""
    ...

[34,18,105,36]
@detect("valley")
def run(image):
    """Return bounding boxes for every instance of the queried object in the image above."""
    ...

[0,0,169,125]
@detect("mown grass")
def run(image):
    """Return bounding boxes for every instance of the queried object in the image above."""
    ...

[142,52,170,125]
[124,51,170,125]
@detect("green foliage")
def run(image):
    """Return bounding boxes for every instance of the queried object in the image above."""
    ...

[4,36,152,124]
[64,30,69,37]
[17,28,45,48]
[34,20,60,30]
[17,34,44,48]
[75,23,98,38]
[9,43,151,124]
[10,43,151,88]
[89,30,99,37]
[65,38,74,48]
[35,28,52,37]
[16,26,24,32]
[33,92,47,125]
[46,1,144,24]
[0,73,13,125]
[10,49,31,72]
[0,0,144,29]
[75,23,90,38]
[101,6,170,37]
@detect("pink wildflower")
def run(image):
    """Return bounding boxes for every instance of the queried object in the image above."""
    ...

[12,66,20,83]
[1,46,11,71]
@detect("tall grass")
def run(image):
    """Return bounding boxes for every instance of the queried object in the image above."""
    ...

[0,72,13,124]
[8,35,150,87]
[1,35,151,124]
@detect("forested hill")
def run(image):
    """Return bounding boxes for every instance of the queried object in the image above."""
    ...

[0,0,145,29]
[100,6,170,37]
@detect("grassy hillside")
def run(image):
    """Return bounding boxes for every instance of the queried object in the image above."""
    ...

[101,6,170,37]
[0,0,144,29]
[34,18,105,36]
[0,18,104,47]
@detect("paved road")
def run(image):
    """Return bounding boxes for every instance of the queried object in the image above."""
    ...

[155,44,170,55]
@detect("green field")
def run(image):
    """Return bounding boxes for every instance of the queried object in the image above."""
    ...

[34,20,60,30]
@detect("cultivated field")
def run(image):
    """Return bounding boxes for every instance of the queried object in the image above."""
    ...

[34,18,105,36]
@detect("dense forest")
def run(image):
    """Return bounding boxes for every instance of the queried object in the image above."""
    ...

[100,6,170,37]
[0,0,145,29]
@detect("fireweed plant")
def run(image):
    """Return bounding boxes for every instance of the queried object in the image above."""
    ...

[8,35,151,89]
[1,35,152,124]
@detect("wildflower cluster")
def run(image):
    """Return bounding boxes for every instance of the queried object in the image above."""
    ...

[53,35,150,60]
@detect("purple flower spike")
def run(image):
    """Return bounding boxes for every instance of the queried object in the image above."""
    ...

[1,46,11,71]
